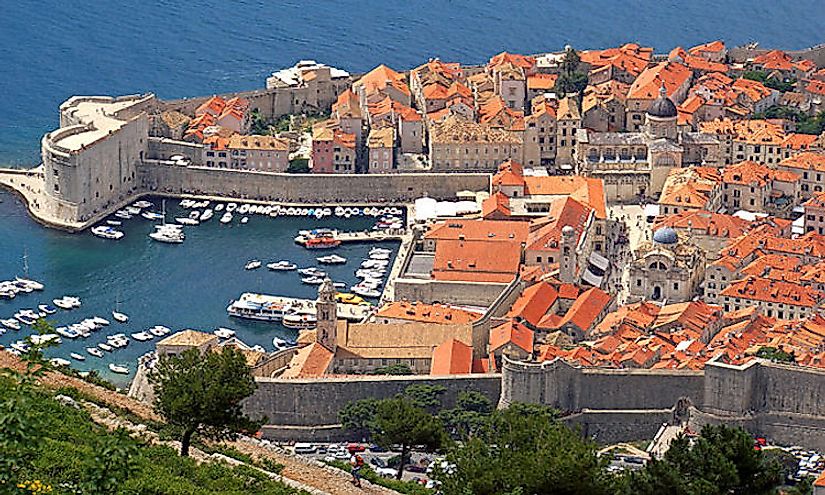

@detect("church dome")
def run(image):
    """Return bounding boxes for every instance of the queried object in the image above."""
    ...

[652,227,678,245]
[647,84,677,119]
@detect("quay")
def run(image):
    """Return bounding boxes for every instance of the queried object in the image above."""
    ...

[294,229,404,246]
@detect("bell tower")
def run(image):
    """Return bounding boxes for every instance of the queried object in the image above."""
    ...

[316,278,337,351]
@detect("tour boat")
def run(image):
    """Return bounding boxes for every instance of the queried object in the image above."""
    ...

[70,352,86,361]
[226,294,292,322]
[304,237,341,249]
[109,364,130,375]
[133,200,153,209]
[92,225,125,240]
[130,331,153,342]
[220,212,233,224]
[301,276,324,285]
[267,260,297,271]
[200,209,214,221]
[38,304,57,315]
[86,347,104,358]
[106,219,122,226]
[176,217,199,226]
[316,254,347,264]
[49,358,71,367]
[282,313,317,330]
[1,318,21,330]
[245,260,262,270]
[213,327,236,339]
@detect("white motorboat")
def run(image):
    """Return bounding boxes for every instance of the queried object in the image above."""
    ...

[49,358,71,367]
[149,325,171,337]
[213,327,236,339]
[70,352,86,361]
[282,313,317,330]
[175,217,199,226]
[272,337,288,349]
[92,316,110,326]
[298,267,326,277]
[127,206,142,215]
[133,200,153,209]
[267,260,297,271]
[65,296,82,308]
[10,341,30,353]
[1,318,21,330]
[86,347,104,358]
[106,219,122,226]
[15,277,44,291]
[352,286,381,298]
[245,260,262,270]
[112,311,128,323]
[239,204,250,214]
[98,343,113,352]
[240,216,249,224]
[38,304,57,315]
[220,212,233,224]
[369,252,390,261]
[301,276,324,285]
[200,209,214,221]
[226,203,238,212]
[141,211,164,220]
[131,331,153,342]
[180,199,194,208]
[30,334,61,346]
[317,254,347,264]
[189,210,200,220]
[215,203,224,212]
[333,282,346,289]
[149,224,185,243]
[55,327,78,339]
[114,211,132,220]
[109,364,130,375]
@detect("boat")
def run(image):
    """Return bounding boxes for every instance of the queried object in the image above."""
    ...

[149,224,185,243]
[226,203,238,212]
[109,364,130,375]
[127,206,142,215]
[38,304,57,315]
[298,267,326,277]
[240,216,249,224]
[10,341,30,353]
[213,327,236,339]
[175,217,199,226]
[215,204,224,212]
[92,225,124,240]
[305,237,341,249]
[301,276,324,285]
[112,311,128,323]
[98,343,113,352]
[106,219,122,226]
[86,347,104,358]
[15,313,36,325]
[149,325,171,337]
[351,286,381,298]
[141,211,164,220]
[317,254,347,264]
[220,212,233,224]
[189,210,200,220]
[55,327,78,339]
[200,209,214,221]
[272,337,289,349]
[267,261,297,271]
[114,210,132,220]
[226,293,293,322]
[239,204,250,214]
[49,358,71,367]
[70,352,86,361]
[30,334,60,346]
[131,331,153,342]
[92,316,110,326]
[282,313,317,330]
[333,282,346,289]
[245,260,262,270]
[15,276,44,291]
[133,200,153,209]
[369,252,390,261]
[1,319,21,330]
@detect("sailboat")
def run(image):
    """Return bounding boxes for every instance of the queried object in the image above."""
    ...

[112,295,128,323]
[149,200,185,243]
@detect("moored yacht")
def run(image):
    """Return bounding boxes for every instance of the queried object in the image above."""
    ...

[267,260,297,271]
[282,313,317,329]
[175,217,199,226]
[245,260,262,270]
[109,363,130,374]
[149,224,184,243]
[92,225,125,240]
[220,212,233,224]
[200,209,214,221]
[213,327,236,339]
[316,254,347,264]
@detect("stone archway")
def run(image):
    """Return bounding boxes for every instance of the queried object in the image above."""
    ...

[673,396,693,424]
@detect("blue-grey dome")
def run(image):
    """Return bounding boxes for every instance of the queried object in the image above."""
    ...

[647,85,677,119]
[653,227,678,245]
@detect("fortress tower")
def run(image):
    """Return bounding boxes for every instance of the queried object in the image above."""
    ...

[316,278,338,351]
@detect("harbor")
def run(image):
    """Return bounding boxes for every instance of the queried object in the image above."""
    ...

[0,188,404,385]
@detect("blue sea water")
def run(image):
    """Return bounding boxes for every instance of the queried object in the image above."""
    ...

[2,0,824,166]
[0,1,823,383]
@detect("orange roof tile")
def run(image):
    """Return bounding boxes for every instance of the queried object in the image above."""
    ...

[627,61,691,100]
[720,276,824,307]
[355,64,411,97]
[430,338,473,375]
[556,287,612,333]
[376,301,481,325]
[689,40,725,56]
[527,73,558,91]
[779,152,825,173]
[432,239,522,283]
[489,52,536,71]
[489,321,534,354]
[482,191,512,219]
[526,197,593,252]
[753,50,794,71]
[507,281,559,327]
[654,210,751,239]
[281,342,333,378]
[424,219,529,242]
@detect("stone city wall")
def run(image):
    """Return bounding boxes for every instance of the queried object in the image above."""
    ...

[244,373,501,426]
[563,409,673,445]
[138,161,490,204]
[393,277,510,308]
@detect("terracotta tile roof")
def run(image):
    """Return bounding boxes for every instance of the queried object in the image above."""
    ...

[424,218,529,242]
[489,52,536,71]
[228,134,289,152]
[479,96,525,131]
[720,276,824,307]
[432,239,522,283]
[203,135,229,151]
[367,126,395,148]
[731,78,773,103]
[158,329,217,348]
[741,254,802,278]
[700,118,787,145]
[527,73,558,91]
[482,191,512,219]
[753,50,795,72]
[669,47,728,73]
[430,338,473,375]
[491,160,526,187]
[523,176,607,219]
[659,166,721,209]
[556,96,581,120]
[627,61,691,101]
[556,287,612,332]
[580,43,652,77]
[804,191,825,209]
[689,40,725,56]
[333,89,362,119]
[195,95,227,116]
[721,160,799,187]
[526,197,592,252]
[281,342,334,378]
[489,321,534,354]
[412,59,463,86]
[779,152,825,172]
[354,64,411,97]
[655,210,751,239]
[783,133,818,150]
[507,281,559,327]
[376,301,481,325]
[651,301,723,335]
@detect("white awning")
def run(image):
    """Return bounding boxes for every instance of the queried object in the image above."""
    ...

[589,251,610,271]
[582,268,604,287]
[643,204,660,218]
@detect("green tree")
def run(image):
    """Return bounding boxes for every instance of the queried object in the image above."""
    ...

[149,347,260,456]
[401,384,447,413]
[626,425,782,495]
[287,158,309,173]
[755,346,795,363]
[370,398,447,480]
[439,391,493,440]
[339,397,379,440]
[83,428,139,494]
[437,404,611,495]
[556,46,588,96]
[742,70,796,93]
[369,363,414,375]
[249,109,271,135]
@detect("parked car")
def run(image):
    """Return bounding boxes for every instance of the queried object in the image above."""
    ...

[294,443,316,454]
[347,443,367,452]
[369,444,386,452]
[375,467,398,478]
[370,457,387,468]
[406,464,427,473]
